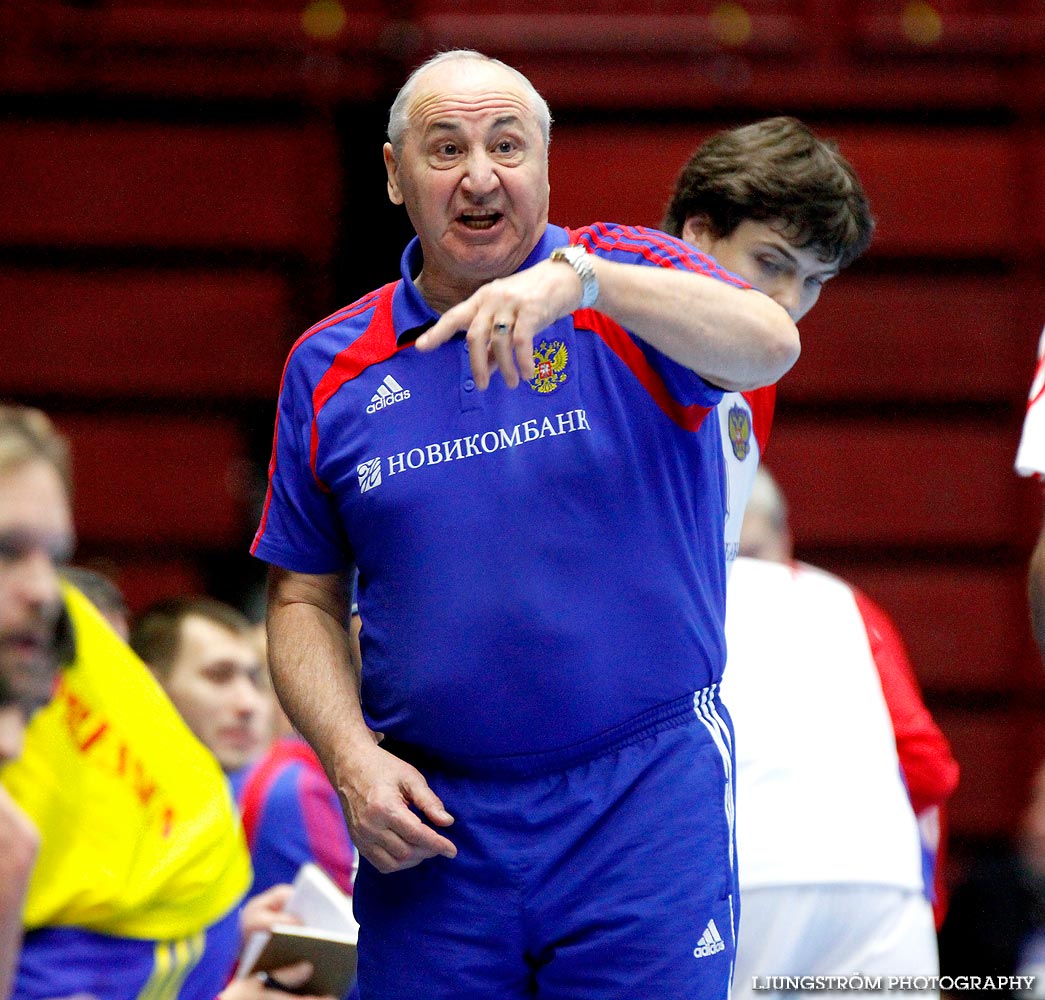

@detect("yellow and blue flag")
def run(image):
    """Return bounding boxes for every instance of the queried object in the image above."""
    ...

[1,581,251,939]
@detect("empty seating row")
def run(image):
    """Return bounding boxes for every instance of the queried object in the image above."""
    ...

[0,121,339,255]
[54,413,254,547]
[2,2,1044,106]
[767,416,1037,551]
[548,124,1035,258]
[0,268,294,400]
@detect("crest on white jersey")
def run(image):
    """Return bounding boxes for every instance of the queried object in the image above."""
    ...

[727,402,752,461]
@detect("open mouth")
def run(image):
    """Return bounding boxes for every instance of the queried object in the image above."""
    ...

[459,211,503,231]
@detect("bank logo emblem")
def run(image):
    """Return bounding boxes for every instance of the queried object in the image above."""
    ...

[358,458,382,493]
[367,374,411,414]
[530,340,568,394]
[728,402,751,461]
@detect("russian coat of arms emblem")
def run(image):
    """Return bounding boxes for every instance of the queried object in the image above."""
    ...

[728,402,751,461]
[530,340,569,393]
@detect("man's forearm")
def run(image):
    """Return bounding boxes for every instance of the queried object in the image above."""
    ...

[265,569,375,773]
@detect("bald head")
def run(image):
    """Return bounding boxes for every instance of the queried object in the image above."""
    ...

[388,50,552,158]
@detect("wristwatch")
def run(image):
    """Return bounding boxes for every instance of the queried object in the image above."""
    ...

[550,243,599,309]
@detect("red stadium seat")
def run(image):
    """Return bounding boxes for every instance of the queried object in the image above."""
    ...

[766,417,1033,549]
[411,2,811,108]
[54,415,251,547]
[835,128,1018,257]
[0,269,294,400]
[850,0,1025,56]
[0,121,339,254]
[786,274,1030,404]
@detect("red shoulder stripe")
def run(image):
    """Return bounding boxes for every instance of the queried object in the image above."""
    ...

[251,287,389,552]
[741,384,777,455]
[309,283,402,492]
[578,223,749,288]
[576,308,712,432]
[1027,350,1045,409]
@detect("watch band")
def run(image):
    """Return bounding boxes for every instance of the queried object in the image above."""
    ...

[550,243,599,310]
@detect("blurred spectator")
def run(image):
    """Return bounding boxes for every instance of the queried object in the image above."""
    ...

[61,566,129,641]
[1015,325,1045,662]
[239,612,356,898]
[0,405,73,1000]
[236,626,359,999]
[130,596,273,790]
[722,467,958,999]
[238,732,357,900]
[1,408,250,1000]
[0,406,73,719]
[938,757,1045,997]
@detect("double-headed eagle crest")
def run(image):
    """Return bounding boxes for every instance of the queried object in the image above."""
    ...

[728,402,751,461]
[530,340,569,393]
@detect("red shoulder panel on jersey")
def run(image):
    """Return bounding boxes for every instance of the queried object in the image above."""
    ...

[252,287,388,552]
[238,737,323,850]
[571,222,750,288]
[741,384,777,456]
[309,282,404,491]
[575,308,712,433]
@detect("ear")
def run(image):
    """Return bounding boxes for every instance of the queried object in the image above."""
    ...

[681,213,714,251]
[383,143,404,206]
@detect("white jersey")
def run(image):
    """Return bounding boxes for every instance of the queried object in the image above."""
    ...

[719,386,775,572]
[721,557,925,892]
[1016,326,1045,477]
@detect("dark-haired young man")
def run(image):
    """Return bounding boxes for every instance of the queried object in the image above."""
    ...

[131,596,272,782]
[663,115,874,570]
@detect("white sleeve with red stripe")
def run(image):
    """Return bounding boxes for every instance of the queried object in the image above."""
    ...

[1015,326,1045,478]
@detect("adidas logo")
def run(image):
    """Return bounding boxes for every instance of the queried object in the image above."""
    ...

[692,918,726,959]
[367,374,411,414]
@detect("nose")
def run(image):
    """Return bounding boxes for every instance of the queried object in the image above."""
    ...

[461,148,499,197]
[14,548,61,614]
[231,672,264,717]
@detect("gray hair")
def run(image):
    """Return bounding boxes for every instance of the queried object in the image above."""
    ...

[387,49,552,157]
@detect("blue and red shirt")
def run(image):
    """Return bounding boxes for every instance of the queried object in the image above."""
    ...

[252,222,745,770]
[239,736,356,897]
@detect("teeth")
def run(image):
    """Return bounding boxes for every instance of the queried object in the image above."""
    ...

[460,213,499,230]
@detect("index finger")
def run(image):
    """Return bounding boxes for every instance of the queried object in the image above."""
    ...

[415,304,472,352]
[387,806,458,860]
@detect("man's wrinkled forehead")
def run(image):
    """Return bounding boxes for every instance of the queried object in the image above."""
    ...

[405,62,543,142]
